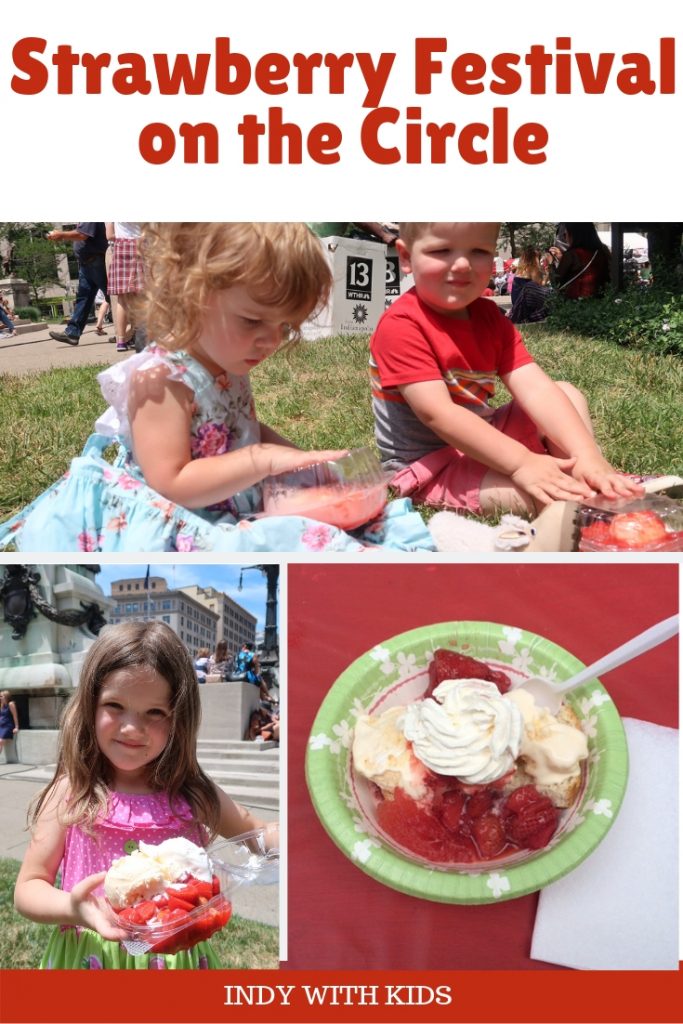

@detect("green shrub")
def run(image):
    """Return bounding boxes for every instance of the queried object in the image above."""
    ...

[14,305,41,322]
[545,285,683,356]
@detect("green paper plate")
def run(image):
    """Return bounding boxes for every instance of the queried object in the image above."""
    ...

[305,621,629,904]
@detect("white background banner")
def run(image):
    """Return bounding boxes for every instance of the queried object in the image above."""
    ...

[2,1,681,220]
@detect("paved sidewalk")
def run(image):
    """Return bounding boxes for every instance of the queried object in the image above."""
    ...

[1,323,133,376]
[2,299,511,377]
[0,762,279,927]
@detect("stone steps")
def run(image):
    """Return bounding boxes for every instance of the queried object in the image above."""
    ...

[4,742,280,813]
[6,321,49,335]
[198,740,279,811]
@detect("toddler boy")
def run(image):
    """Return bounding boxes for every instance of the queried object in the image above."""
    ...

[370,222,642,514]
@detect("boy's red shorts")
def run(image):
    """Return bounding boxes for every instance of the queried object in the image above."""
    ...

[390,401,547,515]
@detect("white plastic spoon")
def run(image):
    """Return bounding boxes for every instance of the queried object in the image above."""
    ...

[513,614,679,714]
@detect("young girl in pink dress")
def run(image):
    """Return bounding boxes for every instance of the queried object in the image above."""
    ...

[14,620,276,969]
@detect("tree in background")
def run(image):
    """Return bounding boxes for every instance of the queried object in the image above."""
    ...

[0,223,66,302]
[499,223,556,258]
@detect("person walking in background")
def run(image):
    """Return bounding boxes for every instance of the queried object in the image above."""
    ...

[108,223,146,353]
[0,296,17,338]
[47,223,108,346]
[94,290,111,336]
[0,689,19,757]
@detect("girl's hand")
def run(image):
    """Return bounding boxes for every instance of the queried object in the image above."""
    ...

[68,872,128,942]
[511,452,597,507]
[571,455,646,501]
[264,445,349,478]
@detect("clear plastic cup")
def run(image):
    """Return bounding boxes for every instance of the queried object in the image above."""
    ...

[105,855,238,956]
[578,493,683,551]
[210,824,280,886]
[262,447,388,530]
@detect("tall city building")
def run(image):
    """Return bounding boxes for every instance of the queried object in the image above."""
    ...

[108,576,219,656]
[179,585,257,655]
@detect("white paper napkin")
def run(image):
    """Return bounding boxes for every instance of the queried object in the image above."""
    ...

[531,717,679,970]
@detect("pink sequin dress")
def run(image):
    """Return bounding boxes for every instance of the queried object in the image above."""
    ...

[41,790,220,970]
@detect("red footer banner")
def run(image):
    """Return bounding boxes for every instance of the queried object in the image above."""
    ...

[2,967,682,1023]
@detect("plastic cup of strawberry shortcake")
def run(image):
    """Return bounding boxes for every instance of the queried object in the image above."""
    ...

[104,854,238,956]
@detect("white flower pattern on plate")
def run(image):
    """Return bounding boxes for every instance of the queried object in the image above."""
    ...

[582,714,598,739]
[486,872,511,898]
[511,647,533,673]
[393,651,418,680]
[352,838,381,863]
[587,798,613,818]
[369,644,391,663]
[502,626,522,645]
[329,720,353,753]
[309,733,332,751]
[349,697,367,720]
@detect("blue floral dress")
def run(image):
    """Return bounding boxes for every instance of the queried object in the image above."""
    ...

[0,347,433,553]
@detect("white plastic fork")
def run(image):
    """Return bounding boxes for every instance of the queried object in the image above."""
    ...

[513,614,679,714]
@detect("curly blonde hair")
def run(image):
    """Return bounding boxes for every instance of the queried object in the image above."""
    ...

[137,222,331,352]
[29,621,221,838]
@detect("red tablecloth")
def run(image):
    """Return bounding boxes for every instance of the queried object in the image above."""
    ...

[284,563,678,970]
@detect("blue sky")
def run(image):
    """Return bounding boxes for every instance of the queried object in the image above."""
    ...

[95,563,277,631]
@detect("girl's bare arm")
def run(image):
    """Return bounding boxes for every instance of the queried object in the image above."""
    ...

[213,784,278,849]
[14,781,125,940]
[129,369,344,508]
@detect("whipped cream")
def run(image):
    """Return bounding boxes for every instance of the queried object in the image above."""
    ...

[352,706,428,799]
[139,837,212,884]
[105,837,211,909]
[505,689,588,785]
[402,678,523,784]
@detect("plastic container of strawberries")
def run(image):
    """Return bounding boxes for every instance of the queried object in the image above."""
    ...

[261,447,388,530]
[578,494,683,552]
[105,855,238,956]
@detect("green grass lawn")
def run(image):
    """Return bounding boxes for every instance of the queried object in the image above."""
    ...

[1,328,681,523]
[0,858,278,969]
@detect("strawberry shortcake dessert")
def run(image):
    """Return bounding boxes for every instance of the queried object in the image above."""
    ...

[352,650,588,865]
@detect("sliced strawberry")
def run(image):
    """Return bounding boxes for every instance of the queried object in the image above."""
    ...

[166,892,195,912]
[171,877,214,904]
[438,789,466,832]
[155,906,187,925]
[464,789,496,820]
[427,649,511,696]
[117,899,157,925]
[471,813,506,858]
[503,787,558,847]
[504,785,545,814]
